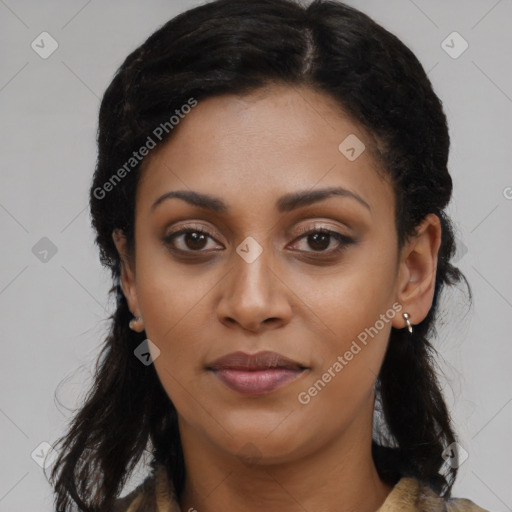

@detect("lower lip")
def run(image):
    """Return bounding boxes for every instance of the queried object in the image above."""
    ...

[211,368,305,395]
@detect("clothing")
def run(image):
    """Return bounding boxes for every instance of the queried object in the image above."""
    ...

[113,463,489,512]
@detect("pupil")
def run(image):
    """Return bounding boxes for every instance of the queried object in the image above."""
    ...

[186,232,207,250]
[308,233,329,251]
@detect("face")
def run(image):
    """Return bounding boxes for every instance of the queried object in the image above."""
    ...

[114,84,437,467]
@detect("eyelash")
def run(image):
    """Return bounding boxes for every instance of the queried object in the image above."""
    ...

[163,224,355,257]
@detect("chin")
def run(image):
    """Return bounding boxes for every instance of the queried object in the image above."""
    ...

[210,415,314,464]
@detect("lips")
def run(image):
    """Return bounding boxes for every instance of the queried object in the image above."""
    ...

[207,351,308,395]
[208,350,306,371]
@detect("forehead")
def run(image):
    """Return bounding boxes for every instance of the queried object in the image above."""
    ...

[137,85,394,221]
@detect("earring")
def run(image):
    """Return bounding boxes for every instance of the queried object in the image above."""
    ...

[129,315,145,332]
[402,312,413,334]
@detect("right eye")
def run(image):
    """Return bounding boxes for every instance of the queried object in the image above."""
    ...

[163,226,224,254]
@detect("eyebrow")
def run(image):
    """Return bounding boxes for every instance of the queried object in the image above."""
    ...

[151,186,371,214]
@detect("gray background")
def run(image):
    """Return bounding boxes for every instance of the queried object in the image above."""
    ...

[1,0,511,510]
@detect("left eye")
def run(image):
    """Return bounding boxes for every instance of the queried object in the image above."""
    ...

[289,228,354,254]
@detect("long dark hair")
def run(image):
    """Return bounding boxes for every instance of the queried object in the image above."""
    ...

[49,0,472,510]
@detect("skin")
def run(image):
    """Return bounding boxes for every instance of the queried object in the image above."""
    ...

[113,84,441,512]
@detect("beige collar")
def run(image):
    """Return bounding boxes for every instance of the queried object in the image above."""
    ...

[123,464,486,512]
[378,477,429,512]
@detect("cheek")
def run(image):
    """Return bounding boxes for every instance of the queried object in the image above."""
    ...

[132,255,212,395]
[135,242,213,338]
[288,250,396,403]
[294,277,394,439]
[289,252,396,348]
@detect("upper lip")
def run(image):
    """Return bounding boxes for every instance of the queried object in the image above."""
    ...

[207,350,307,371]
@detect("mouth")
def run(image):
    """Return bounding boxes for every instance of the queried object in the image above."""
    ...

[206,351,309,396]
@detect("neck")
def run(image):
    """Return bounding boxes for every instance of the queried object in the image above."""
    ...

[178,396,393,512]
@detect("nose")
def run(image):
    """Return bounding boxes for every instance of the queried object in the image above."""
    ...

[216,244,293,334]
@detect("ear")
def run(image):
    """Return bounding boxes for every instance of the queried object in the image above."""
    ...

[112,229,141,317]
[392,213,442,330]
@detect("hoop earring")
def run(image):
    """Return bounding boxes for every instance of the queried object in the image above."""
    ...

[129,315,145,332]
[402,312,413,334]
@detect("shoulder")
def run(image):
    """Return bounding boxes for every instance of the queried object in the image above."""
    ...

[419,480,490,512]
[112,471,158,512]
[378,476,490,512]
[445,497,490,512]
[112,463,181,512]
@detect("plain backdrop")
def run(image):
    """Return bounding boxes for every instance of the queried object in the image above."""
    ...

[1,1,511,510]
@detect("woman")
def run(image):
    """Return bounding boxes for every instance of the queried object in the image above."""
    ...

[49,0,489,510]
